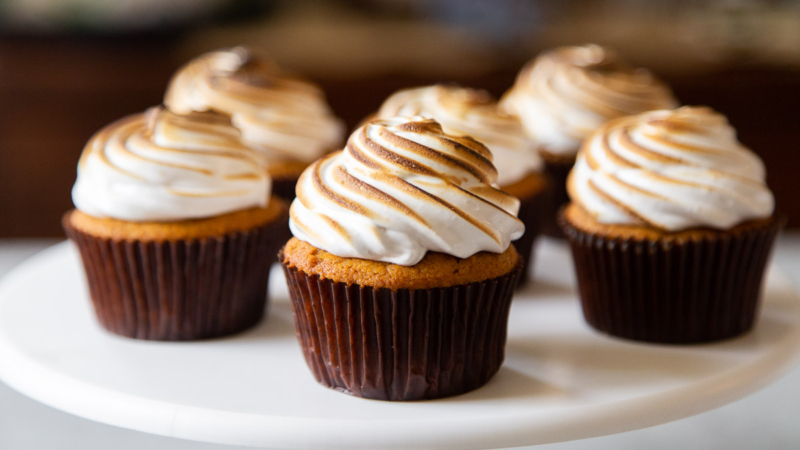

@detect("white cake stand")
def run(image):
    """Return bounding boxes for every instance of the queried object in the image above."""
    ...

[0,240,799,450]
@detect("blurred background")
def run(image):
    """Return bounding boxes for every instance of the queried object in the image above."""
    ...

[2,0,799,237]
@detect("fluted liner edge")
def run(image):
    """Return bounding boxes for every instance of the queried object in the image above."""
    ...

[63,213,286,341]
[560,213,784,343]
[281,255,523,401]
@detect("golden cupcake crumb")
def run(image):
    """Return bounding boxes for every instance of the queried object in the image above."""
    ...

[562,203,776,242]
[281,237,519,290]
[66,196,288,241]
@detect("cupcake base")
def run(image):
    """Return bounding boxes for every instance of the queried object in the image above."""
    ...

[560,206,785,344]
[280,248,523,401]
[63,203,288,341]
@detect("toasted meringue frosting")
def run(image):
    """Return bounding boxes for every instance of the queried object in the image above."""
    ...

[289,116,525,266]
[568,106,774,231]
[376,85,542,186]
[72,107,271,222]
[164,47,344,163]
[501,45,678,156]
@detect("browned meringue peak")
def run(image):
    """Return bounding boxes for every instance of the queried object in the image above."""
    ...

[350,117,499,185]
[146,108,263,159]
[376,85,542,186]
[164,46,344,162]
[379,85,509,130]
[568,106,774,231]
[72,106,270,222]
[289,116,524,266]
[501,44,678,155]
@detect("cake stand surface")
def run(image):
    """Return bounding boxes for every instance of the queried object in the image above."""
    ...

[0,240,799,450]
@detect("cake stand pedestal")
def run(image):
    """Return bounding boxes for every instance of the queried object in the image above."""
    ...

[1,240,799,450]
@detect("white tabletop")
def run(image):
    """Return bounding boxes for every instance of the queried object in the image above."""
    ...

[1,236,799,450]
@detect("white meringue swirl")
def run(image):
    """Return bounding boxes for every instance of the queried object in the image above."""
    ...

[501,45,678,156]
[376,85,542,186]
[72,107,271,222]
[164,47,344,163]
[568,106,774,231]
[289,116,525,265]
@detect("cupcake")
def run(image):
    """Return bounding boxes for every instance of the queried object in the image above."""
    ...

[64,107,289,341]
[560,106,783,344]
[376,85,546,286]
[501,44,678,238]
[281,116,525,400]
[164,46,345,200]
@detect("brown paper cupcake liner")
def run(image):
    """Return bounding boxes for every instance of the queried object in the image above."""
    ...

[541,157,574,239]
[280,254,523,401]
[560,213,785,344]
[513,188,545,288]
[64,214,287,341]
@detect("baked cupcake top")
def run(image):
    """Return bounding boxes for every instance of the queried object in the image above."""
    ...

[376,85,542,186]
[567,106,774,231]
[72,106,271,222]
[500,44,678,157]
[164,47,344,163]
[289,116,525,265]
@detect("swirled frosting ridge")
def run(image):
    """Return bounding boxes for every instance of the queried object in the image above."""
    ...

[501,44,678,156]
[165,47,344,163]
[289,116,525,265]
[72,107,271,222]
[377,85,541,186]
[568,106,774,231]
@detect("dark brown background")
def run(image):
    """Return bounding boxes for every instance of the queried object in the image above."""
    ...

[2,26,799,237]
